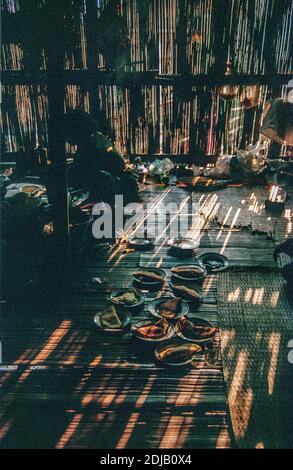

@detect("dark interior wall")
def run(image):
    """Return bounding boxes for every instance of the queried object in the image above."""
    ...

[1,0,292,156]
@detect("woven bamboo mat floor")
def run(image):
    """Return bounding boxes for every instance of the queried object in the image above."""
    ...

[218,268,293,449]
[200,185,292,242]
[0,183,292,448]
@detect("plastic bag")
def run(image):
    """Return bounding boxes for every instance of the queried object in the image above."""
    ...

[236,142,267,174]
[204,155,232,178]
[148,158,174,176]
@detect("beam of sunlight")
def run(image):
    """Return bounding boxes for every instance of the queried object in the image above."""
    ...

[0,419,13,440]
[220,208,241,254]
[168,373,203,407]
[14,321,72,385]
[108,188,171,263]
[228,350,249,406]
[155,195,190,242]
[270,291,280,307]
[217,206,233,240]
[237,388,253,439]
[31,320,72,365]
[126,187,171,239]
[135,375,156,408]
[55,413,83,449]
[14,349,33,365]
[89,355,103,367]
[159,415,192,449]
[203,274,215,295]
[82,370,114,406]
[144,195,191,265]
[116,412,140,449]
[216,428,231,448]
[101,392,117,407]
[252,288,264,305]
[115,385,131,405]
[267,332,281,396]
[228,287,241,303]
[221,329,236,352]
[244,288,253,303]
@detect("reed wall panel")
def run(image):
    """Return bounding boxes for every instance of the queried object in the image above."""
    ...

[1,0,292,155]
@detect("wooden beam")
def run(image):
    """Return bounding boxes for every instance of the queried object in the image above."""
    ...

[2,70,292,86]
[85,0,99,115]
[45,1,71,281]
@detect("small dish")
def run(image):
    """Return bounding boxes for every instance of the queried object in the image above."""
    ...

[167,237,199,254]
[131,318,175,342]
[171,264,207,284]
[176,316,217,343]
[132,268,167,287]
[109,288,145,309]
[198,253,229,273]
[155,339,204,366]
[148,296,189,320]
[170,282,203,304]
[94,305,132,332]
[128,238,154,251]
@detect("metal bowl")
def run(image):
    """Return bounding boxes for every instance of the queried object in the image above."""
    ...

[128,238,154,251]
[94,305,132,332]
[167,237,199,251]
[171,264,207,284]
[170,281,203,304]
[148,296,189,320]
[198,253,229,273]
[155,339,204,366]
[131,319,175,342]
[109,288,145,309]
[132,268,167,287]
[175,316,217,343]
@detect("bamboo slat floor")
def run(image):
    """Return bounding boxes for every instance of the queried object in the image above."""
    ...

[1,183,291,449]
[218,268,293,449]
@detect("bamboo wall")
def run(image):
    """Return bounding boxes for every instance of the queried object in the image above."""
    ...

[1,0,292,156]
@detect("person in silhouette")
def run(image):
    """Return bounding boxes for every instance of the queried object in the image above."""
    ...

[64,110,138,205]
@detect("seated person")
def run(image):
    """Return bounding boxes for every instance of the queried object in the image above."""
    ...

[261,98,293,158]
[64,109,139,205]
[274,238,293,292]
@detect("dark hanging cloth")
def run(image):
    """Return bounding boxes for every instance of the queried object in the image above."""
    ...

[261,99,293,146]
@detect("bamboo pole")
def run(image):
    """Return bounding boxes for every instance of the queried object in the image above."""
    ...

[45,0,71,282]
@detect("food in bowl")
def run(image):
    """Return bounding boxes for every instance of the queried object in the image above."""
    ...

[171,265,205,280]
[135,318,169,340]
[156,342,202,365]
[158,297,181,319]
[111,289,140,306]
[99,305,123,329]
[133,270,165,283]
[177,317,216,341]
[171,284,201,302]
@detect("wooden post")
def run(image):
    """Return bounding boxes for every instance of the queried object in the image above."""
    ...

[211,0,229,75]
[45,1,71,281]
[86,0,99,116]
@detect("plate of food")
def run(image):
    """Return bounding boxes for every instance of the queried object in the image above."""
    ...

[131,318,175,342]
[132,268,166,287]
[148,296,189,320]
[128,238,154,251]
[170,282,203,304]
[94,304,132,332]
[167,238,199,258]
[171,264,207,284]
[155,339,204,366]
[198,253,229,273]
[109,288,145,309]
[176,316,217,343]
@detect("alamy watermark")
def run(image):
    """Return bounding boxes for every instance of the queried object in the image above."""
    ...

[91,195,201,241]
[288,340,293,365]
